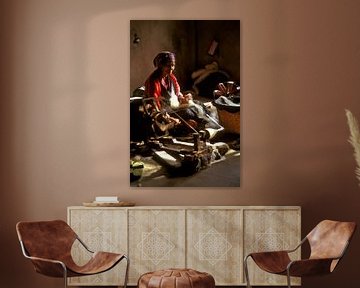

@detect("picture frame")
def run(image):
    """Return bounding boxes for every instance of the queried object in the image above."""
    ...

[130,20,240,187]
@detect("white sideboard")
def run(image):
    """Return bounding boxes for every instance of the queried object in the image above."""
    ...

[67,206,301,286]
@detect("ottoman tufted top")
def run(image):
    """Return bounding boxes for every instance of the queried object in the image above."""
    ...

[138,268,215,288]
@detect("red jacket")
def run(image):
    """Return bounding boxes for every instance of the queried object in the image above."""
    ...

[145,70,180,109]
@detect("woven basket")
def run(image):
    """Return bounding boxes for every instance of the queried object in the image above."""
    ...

[217,108,240,134]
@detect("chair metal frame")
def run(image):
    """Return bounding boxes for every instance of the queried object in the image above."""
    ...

[17,221,129,288]
[244,220,355,288]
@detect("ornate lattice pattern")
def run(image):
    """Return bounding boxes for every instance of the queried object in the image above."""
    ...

[138,227,176,265]
[194,227,232,265]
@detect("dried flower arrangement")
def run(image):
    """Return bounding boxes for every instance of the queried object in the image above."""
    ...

[345,109,360,185]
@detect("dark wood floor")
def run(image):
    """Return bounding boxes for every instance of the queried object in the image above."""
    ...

[132,153,240,187]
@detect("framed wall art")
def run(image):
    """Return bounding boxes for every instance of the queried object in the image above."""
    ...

[130,20,240,187]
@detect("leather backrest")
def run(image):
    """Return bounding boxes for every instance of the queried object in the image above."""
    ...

[307,220,356,260]
[16,220,77,261]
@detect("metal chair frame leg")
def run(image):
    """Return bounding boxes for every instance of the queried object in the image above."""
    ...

[61,263,67,288]
[286,270,292,288]
[123,255,130,288]
[243,255,252,288]
[286,262,294,288]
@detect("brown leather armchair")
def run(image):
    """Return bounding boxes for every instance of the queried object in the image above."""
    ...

[16,220,129,288]
[244,219,356,288]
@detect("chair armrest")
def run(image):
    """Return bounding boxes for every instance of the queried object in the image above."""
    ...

[26,255,65,266]
[76,236,94,253]
[286,237,307,253]
[246,236,306,257]
[25,255,67,277]
[287,257,335,277]
[247,250,290,257]
[19,240,67,277]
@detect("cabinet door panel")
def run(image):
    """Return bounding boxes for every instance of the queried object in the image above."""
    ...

[68,208,127,286]
[244,209,301,286]
[187,209,243,285]
[128,209,186,284]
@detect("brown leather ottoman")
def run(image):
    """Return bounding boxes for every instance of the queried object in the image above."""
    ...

[138,268,215,288]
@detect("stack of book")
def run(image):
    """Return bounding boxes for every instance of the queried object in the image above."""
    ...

[93,196,119,204]
[83,196,135,207]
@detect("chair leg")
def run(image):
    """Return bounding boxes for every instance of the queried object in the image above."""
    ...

[243,255,252,288]
[286,270,292,288]
[61,264,68,288]
[123,255,130,288]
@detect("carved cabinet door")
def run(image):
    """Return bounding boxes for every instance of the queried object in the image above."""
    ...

[187,209,243,285]
[67,208,128,286]
[128,209,186,284]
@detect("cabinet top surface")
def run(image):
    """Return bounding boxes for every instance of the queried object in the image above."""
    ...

[68,205,301,210]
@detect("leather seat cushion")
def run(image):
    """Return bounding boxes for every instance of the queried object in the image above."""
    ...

[138,268,215,288]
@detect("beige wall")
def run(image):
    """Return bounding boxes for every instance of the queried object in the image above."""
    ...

[1,0,360,288]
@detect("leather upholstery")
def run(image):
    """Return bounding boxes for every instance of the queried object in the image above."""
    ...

[248,220,356,277]
[250,251,291,274]
[307,220,356,260]
[16,220,125,278]
[138,268,215,288]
